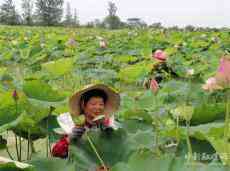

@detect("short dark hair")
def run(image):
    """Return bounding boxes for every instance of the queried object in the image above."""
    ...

[80,89,108,106]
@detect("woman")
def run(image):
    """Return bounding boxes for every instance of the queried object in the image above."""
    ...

[52,84,120,164]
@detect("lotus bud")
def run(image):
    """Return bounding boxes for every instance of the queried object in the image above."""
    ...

[12,90,19,101]
[150,79,159,94]
[152,49,167,62]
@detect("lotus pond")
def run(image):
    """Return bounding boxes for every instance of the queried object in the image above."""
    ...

[0,26,230,171]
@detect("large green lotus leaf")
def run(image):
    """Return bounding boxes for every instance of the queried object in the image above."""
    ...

[69,144,96,171]
[29,157,75,171]
[0,113,26,133]
[136,90,158,109]
[0,135,7,150]
[189,122,224,140]
[12,113,46,138]
[112,151,228,171]
[169,156,228,171]
[110,162,132,171]
[121,109,152,124]
[12,101,61,140]
[113,55,138,63]
[0,146,34,170]
[124,151,173,171]
[71,129,130,168]
[23,80,67,102]
[121,120,153,133]
[119,91,157,123]
[24,99,51,122]
[0,162,35,171]
[41,58,74,78]
[126,129,154,150]
[70,126,155,170]
[0,91,28,126]
[26,98,68,115]
[118,62,152,84]
[207,137,230,166]
[191,103,225,125]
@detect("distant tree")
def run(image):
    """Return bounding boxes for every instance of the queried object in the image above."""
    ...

[64,1,72,26]
[93,19,103,28]
[85,21,94,28]
[150,22,162,29]
[35,0,64,26]
[21,0,33,25]
[103,1,121,29]
[72,8,79,27]
[108,1,117,16]
[126,18,147,28]
[0,0,20,25]
[185,25,195,32]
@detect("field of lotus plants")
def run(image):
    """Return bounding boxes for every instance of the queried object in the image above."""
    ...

[0,26,229,171]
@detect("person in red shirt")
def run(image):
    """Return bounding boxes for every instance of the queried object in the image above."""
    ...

[52,84,120,160]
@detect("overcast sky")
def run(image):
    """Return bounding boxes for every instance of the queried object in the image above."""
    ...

[1,0,230,27]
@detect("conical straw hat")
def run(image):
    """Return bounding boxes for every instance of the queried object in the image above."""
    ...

[69,84,120,116]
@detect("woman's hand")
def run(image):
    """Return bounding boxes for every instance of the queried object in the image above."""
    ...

[70,126,86,140]
[100,118,114,135]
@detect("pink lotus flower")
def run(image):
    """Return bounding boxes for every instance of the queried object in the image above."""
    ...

[186,69,194,76]
[99,40,107,48]
[150,79,159,94]
[103,116,120,130]
[202,77,223,92]
[153,49,167,62]
[12,90,19,101]
[103,117,113,127]
[215,56,230,88]
[65,38,77,48]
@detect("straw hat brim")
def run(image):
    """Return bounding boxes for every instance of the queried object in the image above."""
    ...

[69,84,120,116]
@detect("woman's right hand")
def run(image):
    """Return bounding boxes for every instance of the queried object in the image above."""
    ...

[70,126,86,139]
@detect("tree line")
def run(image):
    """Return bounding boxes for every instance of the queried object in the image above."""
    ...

[0,0,81,27]
[0,0,128,29]
[0,0,224,31]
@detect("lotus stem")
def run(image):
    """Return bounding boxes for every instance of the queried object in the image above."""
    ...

[6,145,14,160]
[86,132,108,171]
[14,134,20,161]
[186,121,193,163]
[27,131,30,160]
[19,136,22,161]
[224,91,230,140]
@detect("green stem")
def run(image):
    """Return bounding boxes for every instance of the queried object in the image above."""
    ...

[46,136,49,157]
[176,116,180,144]
[186,121,193,163]
[30,141,35,159]
[224,92,230,140]
[27,131,30,160]
[6,146,14,160]
[19,136,22,161]
[46,107,53,157]
[86,133,107,171]
[14,134,19,161]
[154,117,161,157]
[224,91,230,163]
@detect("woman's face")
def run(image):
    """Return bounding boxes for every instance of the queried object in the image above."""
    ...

[82,97,105,120]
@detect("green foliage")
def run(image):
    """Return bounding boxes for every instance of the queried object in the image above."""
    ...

[0,0,21,25]
[23,79,67,102]
[29,158,75,171]
[35,0,64,26]
[0,26,229,170]
[41,58,74,78]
